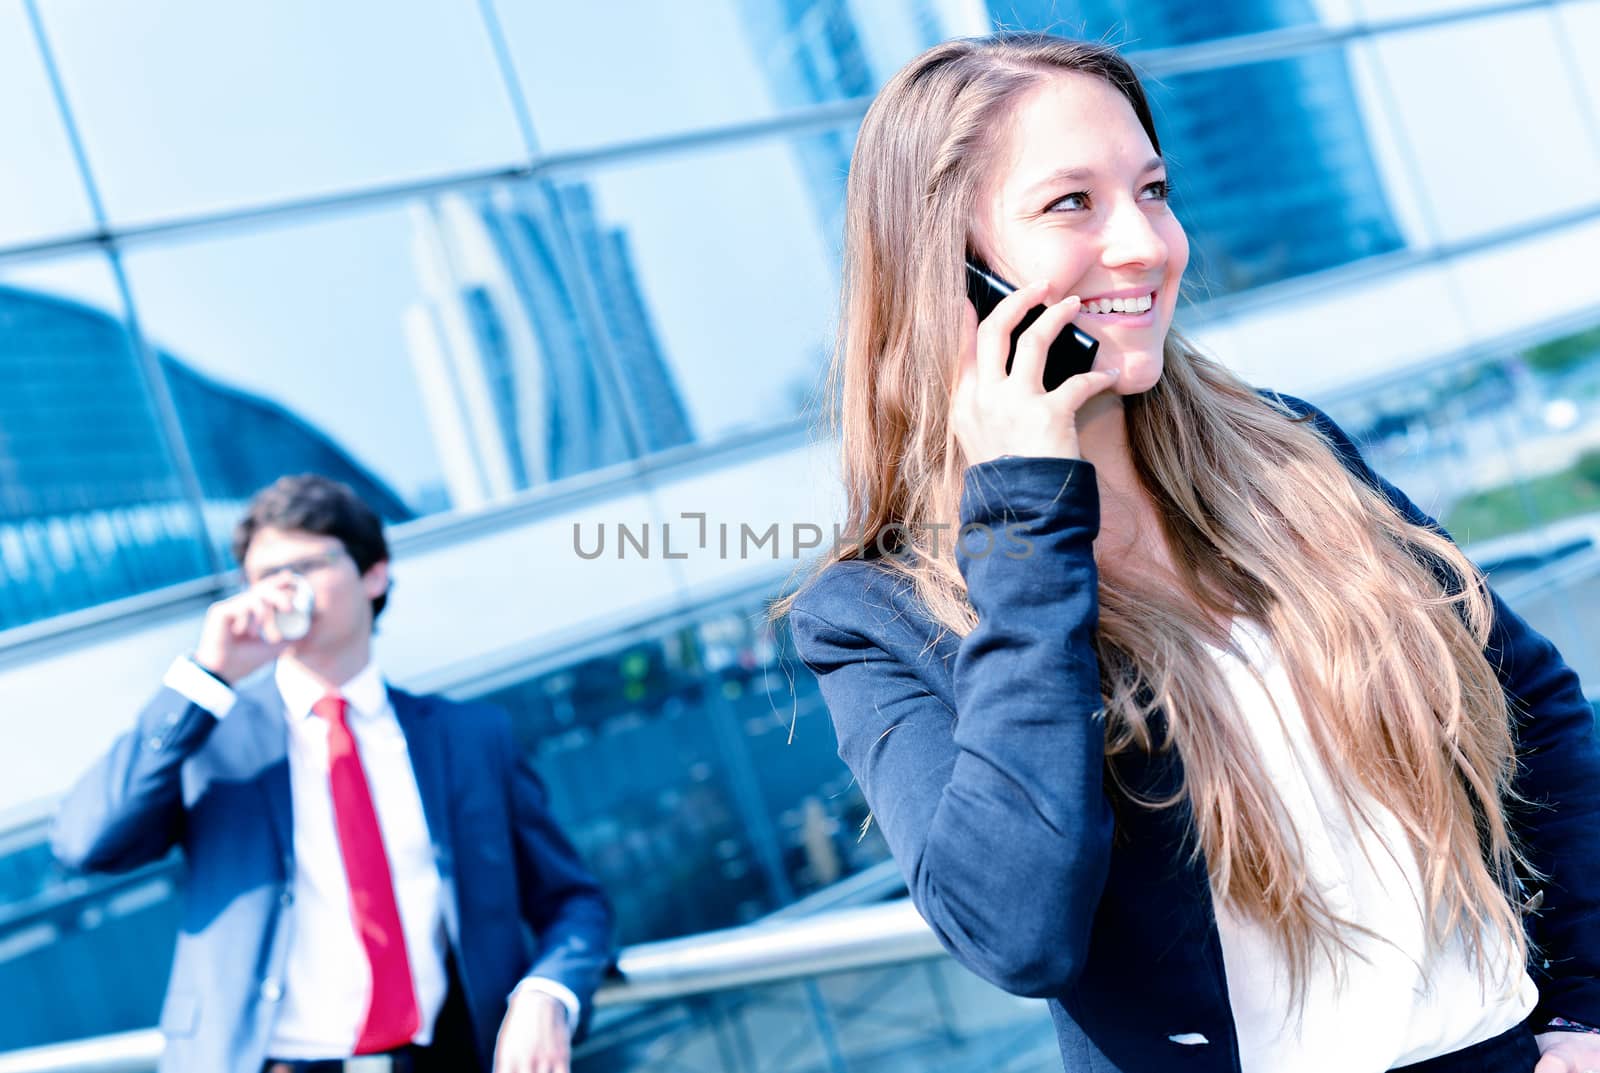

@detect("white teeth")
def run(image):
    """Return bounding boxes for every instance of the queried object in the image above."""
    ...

[1084,293,1153,315]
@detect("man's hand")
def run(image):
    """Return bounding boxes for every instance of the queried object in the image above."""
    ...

[493,988,570,1073]
[1535,1030,1600,1072]
[193,584,296,684]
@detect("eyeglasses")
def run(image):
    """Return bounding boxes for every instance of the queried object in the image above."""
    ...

[246,547,348,586]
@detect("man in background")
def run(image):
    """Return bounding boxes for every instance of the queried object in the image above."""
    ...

[53,474,612,1073]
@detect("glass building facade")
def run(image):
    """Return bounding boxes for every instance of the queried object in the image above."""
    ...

[6,0,1596,630]
[3,0,1600,1059]
[994,0,1407,290]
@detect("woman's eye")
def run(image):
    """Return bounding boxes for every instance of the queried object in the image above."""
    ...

[1140,179,1172,201]
[1046,191,1090,212]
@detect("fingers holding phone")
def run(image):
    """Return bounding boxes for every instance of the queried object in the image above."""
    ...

[970,278,1048,386]
[1010,294,1085,392]
[954,260,1120,465]
[966,259,1099,389]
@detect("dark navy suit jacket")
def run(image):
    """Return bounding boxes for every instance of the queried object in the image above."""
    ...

[51,670,613,1073]
[789,396,1600,1073]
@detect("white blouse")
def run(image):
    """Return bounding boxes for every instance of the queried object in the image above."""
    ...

[1206,619,1536,1073]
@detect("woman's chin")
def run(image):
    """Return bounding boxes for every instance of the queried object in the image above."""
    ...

[1098,352,1163,395]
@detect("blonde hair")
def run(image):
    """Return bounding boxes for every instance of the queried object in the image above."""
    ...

[777,33,1529,1004]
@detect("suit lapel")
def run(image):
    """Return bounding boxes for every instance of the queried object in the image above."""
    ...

[390,687,456,881]
[217,672,294,869]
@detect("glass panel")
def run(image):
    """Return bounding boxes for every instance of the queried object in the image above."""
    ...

[1342,0,1525,21]
[490,0,979,151]
[482,636,780,943]
[1556,1,1600,125]
[550,133,850,446]
[0,254,211,632]
[1444,216,1600,344]
[1194,264,1474,399]
[697,607,896,901]
[1315,315,1600,685]
[120,188,647,549]
[1308,0,1365,23]
[36,0,525,227]
[0,823,58,908]
[707,610,890,899]
[1117,0,1517,32]
[988,0,1315,43]
[0,830,180,1052]
[477,596,888,944]
[0,5,97,249]
[1148,46,1406,295]
[1365,10,1600,244]
[576,958,1057,1073]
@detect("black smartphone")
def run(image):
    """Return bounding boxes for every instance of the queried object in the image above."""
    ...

[965,258,1098,391]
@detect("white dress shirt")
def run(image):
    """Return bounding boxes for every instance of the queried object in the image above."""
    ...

[265,658,449,1057]
[1205,619,1536,1072]
[162,655,580,1057]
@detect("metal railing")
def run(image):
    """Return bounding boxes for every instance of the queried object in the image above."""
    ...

[0,898,944,1073]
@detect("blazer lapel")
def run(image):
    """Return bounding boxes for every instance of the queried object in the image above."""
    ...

[215,672,294,870]
[390,687,456,881]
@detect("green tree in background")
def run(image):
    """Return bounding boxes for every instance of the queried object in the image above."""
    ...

[1524,325,1600,376]
[1577,447,1600,490]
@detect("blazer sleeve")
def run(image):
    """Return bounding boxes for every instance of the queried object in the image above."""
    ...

[497,711,615,1031]
[788,456,1115,997]
[50,686,219,873]
[1289,394,1600,1024]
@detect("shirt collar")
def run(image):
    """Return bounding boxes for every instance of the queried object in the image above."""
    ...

[275,657,388,723]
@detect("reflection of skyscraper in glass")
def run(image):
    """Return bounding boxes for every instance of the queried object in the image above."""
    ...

[742,0,1401,293]
[405,182,694,511]
[735,0,875,235]
[0,287,411,629]
[988,0,1404,292]
[162,358,413,523]
[733,0,984,235]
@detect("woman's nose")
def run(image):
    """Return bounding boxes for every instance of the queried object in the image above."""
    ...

[1100,198,1167,269]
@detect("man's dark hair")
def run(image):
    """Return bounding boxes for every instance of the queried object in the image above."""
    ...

[232,474,391,620]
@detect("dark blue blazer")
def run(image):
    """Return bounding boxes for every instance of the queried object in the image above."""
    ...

[51,670,613,1073]
[789,396,1600,1073]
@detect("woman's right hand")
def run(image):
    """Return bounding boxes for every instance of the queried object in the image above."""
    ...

[949,282,1121,465]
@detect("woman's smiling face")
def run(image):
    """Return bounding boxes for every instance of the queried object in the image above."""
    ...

[971,70,1188,395]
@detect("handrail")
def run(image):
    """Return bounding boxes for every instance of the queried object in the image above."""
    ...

[759,858,905,921]
[0,899,943,1073]
[592,897,939,1006]
[0,1032,160,1073]
[0,857,180,937]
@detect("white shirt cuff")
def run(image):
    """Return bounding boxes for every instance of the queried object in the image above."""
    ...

[509,977,581,1037]
[162,656,238,719]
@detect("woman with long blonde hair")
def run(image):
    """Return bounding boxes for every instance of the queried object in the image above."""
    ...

[781,33,1600,1073]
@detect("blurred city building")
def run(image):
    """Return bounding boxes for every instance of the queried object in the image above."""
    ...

[2,0,1599,1063]
[404,182,694,509]
[995,0,1407,290]
[0,285,410,630]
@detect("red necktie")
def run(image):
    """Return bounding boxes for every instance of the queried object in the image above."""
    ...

[312,693,420,1054]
